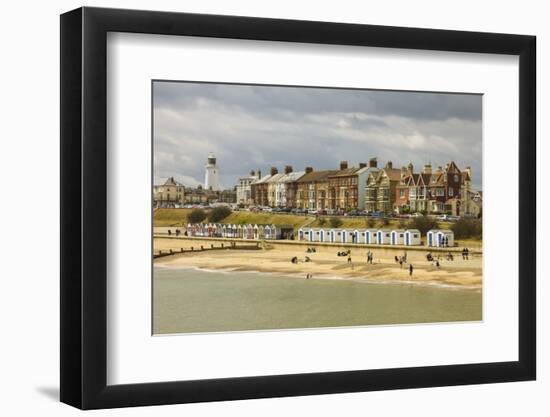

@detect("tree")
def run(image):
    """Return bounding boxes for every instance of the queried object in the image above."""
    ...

[329,217,343,228]
[187,208,207,224]
[451,218,482,239]
[378,217,390,227]
[366,218,376,228]
[208,206,232,222]
[407,215,439,235]
[318,217,327,227]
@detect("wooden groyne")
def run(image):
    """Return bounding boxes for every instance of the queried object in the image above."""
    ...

[154,241,261,259]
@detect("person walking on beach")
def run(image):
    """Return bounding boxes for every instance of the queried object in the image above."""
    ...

[347,255,352,264]
[399,257,403,269]
[409,264,413,277]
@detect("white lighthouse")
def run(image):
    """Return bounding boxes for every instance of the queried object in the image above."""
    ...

[204,153,220,191]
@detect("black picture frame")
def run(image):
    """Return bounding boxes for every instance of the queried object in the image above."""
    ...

[60,6,536,410]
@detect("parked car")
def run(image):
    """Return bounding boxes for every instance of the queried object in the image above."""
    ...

[437,214,460,221]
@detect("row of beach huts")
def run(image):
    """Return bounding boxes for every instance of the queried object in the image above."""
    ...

[185,223,294,240]
[297,227,454,247]
[183,223,454,247]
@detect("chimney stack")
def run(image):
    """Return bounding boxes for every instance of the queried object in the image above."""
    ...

[284,165,293,174]
[270,167,278,176]
[465,166,472,179]
[386,161,393,170]
[359,162,367,169]
[340,161,348,170]
[305,166,313,174]
[258,169,262,178]
[422,164,432,175]
[369,157,378,168]
[401,166,407,178]
[408,162,414,174]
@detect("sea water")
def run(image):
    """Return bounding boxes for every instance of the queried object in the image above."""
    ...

[153,267,482,334]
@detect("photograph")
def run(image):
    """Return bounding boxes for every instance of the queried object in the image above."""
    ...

[152,81,483,335]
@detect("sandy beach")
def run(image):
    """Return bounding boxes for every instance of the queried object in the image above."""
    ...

[154,237,482,290]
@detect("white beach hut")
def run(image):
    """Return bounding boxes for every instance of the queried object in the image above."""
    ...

[310,228,323,242]
[427,229,454,247]
[427,229,440,247]
[297,228,306,241]
[365,229,378,245]
[404,229,421,246]
[330,229,345,243]
[437,230,454,247]
[376,229,392,245]
[340,229,353,244]
[391,229,406,245]
[316,228,326,242]
[352,229,364,244]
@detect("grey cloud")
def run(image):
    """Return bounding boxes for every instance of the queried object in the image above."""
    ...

[153,81,482,190]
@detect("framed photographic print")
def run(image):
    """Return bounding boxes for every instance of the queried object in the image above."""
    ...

[60,6,536,409]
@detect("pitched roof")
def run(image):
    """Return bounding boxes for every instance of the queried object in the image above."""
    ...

[296,170,338,183]
[378,168,402,181]
[329,167,361,178]
[265,173,286,183]
[279,171,305,183]
[159,177,184,187]
[253,174,273,184]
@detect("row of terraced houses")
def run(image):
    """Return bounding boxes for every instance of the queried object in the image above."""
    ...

[236,158,480,216]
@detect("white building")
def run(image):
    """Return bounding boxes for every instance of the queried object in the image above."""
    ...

[236,170,260,206]
[273,167,305,207]
[204,153,220,191]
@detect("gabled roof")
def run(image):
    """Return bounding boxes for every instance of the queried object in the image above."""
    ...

[296,170,338,183]
[158,176,185,187]
[429,173,445,186]
[377,168,402,182]
[446,161,461,173]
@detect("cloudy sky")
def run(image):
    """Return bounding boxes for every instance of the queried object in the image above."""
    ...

[153,81,482,190]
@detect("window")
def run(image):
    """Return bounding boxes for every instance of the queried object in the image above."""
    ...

[454,174,459,182]
[400,189,405,198]
[449,188,454,197]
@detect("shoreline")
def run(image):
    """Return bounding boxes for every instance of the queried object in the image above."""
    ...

[154,263,481,292]
[154,247,482,291]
